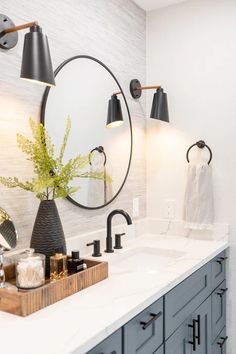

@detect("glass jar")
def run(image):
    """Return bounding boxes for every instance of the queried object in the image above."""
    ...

[16,249,45,289]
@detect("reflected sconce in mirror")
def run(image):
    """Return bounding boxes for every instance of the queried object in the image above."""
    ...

[130,79,169,123]
[0,14,55,87]
[106,93,124,128]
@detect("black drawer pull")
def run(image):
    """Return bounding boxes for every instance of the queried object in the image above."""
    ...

[217,336,228,348]
[188,319,197,351]
[216,256,228,265]
[195,315,201,345]
[140,311,162,330]
[216,288,228,297]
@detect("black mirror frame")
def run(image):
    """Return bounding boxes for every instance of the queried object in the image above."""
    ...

[41,55,133,210]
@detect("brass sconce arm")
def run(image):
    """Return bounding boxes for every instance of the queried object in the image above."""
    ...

[137,85,161,91]
[114,85,161,97]
[3,21,39,34]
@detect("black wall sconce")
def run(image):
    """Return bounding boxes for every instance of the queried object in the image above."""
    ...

[130,79,169,123]
[106,93,124,128]
[0,14,55,87]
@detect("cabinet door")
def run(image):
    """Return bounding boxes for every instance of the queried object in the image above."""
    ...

[211,251,227,291]
[190,297,211,354]
[212,280,227,342]
[165,262,211,339]
[86,329,122,354]
[212,327,227,354]
[165,315,192,354]
[153,344,164,354]
[123,297,163,354]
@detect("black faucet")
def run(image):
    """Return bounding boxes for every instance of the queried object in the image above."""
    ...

[105,209,132,253]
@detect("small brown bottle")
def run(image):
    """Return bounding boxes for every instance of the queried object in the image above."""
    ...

[50,253,68,281]
[67,251,87,274]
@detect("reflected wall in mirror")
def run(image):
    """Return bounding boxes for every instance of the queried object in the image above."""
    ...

[0,207,18,288]
[41,55,132,209]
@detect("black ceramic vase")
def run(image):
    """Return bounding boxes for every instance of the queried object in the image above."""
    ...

[30,200,67,276]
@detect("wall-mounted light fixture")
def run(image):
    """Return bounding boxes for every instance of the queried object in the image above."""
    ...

[0,14,55,87]
[106,94,124,128]
[130,79,169,123]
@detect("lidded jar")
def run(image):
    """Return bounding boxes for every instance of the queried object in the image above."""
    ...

[16,248,45,289]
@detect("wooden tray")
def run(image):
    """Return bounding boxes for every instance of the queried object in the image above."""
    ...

[0,258,108,316]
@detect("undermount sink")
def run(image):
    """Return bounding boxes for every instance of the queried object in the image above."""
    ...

[110,247,186,273]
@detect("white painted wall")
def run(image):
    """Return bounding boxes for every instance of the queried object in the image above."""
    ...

[146,0,236,352]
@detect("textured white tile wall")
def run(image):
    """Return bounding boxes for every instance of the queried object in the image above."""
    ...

[0,0,146,249]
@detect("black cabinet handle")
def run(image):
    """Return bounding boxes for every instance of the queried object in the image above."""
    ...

[217,336,228,348]
[216,256,228,265]
[216,288,228,298]
[188,319,197,351]
[140,311,162,330]
[195,315,201,345]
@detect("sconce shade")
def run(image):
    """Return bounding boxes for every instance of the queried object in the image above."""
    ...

[150,88,169,123]
[20,25,55,87]
[106,94,124,128]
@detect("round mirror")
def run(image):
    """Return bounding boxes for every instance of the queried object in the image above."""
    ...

[0,207,17,251]
[41,55,132,209]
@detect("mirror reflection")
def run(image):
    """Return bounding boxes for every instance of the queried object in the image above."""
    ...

[42,56,132,209]
[0,207,18,289]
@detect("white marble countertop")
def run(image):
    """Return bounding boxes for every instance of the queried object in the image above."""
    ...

[0,233,228,354]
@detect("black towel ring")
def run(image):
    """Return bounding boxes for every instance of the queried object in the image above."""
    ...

[89,146,107,166]
[186,140,212,165]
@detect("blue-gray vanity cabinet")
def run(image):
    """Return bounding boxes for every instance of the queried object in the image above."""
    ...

[211,251,226,291]
[123,297,163,354]
[165,315,192,354]
[86,329,122,354]
[153,344,164,354]
[211,280,227,343]
[165,262,212,339]
[166,297,211,354]
[191,297,211,354]
[212,327,227,354]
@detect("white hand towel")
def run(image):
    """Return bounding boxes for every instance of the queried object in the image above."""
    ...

[183,163,214,230]
[87,161,113,208]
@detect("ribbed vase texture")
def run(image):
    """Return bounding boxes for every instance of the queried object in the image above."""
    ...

[30,200,66,275]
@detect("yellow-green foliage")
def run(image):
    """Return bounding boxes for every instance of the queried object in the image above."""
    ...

[0,117,105,200]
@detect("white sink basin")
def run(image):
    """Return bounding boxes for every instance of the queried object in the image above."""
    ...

[110,247,186,273]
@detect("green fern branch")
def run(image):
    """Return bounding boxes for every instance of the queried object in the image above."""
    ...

[0,117,106,201]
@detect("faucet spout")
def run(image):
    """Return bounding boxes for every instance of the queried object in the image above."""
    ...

[105,209,132,253]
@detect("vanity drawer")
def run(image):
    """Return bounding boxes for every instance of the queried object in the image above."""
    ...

[123,297,163,354]
[165,262,211,339]
[212,327,227,354]
[86,329,122,354]
[212,280,227,342]
[211,250,227,291]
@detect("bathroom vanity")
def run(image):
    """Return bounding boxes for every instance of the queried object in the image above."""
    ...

[88,250,227,354]
[0,231,228,354]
